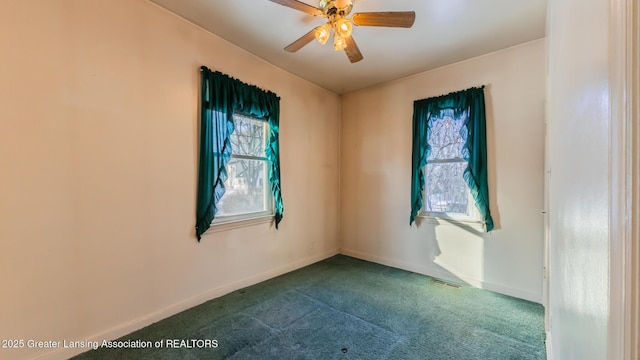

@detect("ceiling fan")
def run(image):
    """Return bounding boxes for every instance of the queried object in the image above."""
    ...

[268,0,416,63]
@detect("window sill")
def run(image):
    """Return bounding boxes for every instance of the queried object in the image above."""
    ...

[417,213,486,232]
[210,215,274,233]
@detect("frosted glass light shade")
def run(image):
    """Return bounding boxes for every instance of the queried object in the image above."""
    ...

[335,18,353,38]
[315,24,331,45]
[334,35,347,51]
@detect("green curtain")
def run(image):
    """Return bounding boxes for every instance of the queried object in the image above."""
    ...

[409,86,494,231]
[195,66,283,240]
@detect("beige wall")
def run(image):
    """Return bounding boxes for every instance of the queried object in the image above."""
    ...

[0,1,340,359]
[340,39,546,303]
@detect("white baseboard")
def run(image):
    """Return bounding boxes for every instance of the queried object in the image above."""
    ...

[340,248,542,304]
[36,248,339,360]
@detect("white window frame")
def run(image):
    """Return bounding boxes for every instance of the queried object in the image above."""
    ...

[418,115,482,228]
[420,167,480,224]
[212,113,274,230]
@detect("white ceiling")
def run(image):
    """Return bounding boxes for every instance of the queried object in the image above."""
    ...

[148,0,547,94]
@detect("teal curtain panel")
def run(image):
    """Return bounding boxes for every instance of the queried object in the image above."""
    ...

[410,86,494,231]
[195,66,283,240]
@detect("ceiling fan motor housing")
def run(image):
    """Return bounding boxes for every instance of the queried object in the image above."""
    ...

[319,0,353,16]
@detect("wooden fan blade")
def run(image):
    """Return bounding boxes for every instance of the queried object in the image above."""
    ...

[344,35,363,63]
[352,11,416,28]
[285,27,318,52]
[268,0,322,16]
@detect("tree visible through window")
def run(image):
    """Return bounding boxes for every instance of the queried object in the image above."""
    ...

[424,114,473,216]
[216,113,272,218]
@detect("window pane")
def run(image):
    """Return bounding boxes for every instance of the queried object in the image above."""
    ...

[427,115,465,160]
[230,114,266,157]
[217,158,268,216]
[425,161,469,214]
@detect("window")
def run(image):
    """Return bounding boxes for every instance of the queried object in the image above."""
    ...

[215,113,273,222]
[196,67,283,240]
[423,113,477,219]
[409,86,493,231]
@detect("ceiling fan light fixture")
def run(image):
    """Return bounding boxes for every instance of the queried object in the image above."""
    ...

[333,35,347,51]
[315,24,331,45]
[335,18,353,38]
[272,0,415,64]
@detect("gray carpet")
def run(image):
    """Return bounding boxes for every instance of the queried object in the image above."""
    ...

[74,255,546,359]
